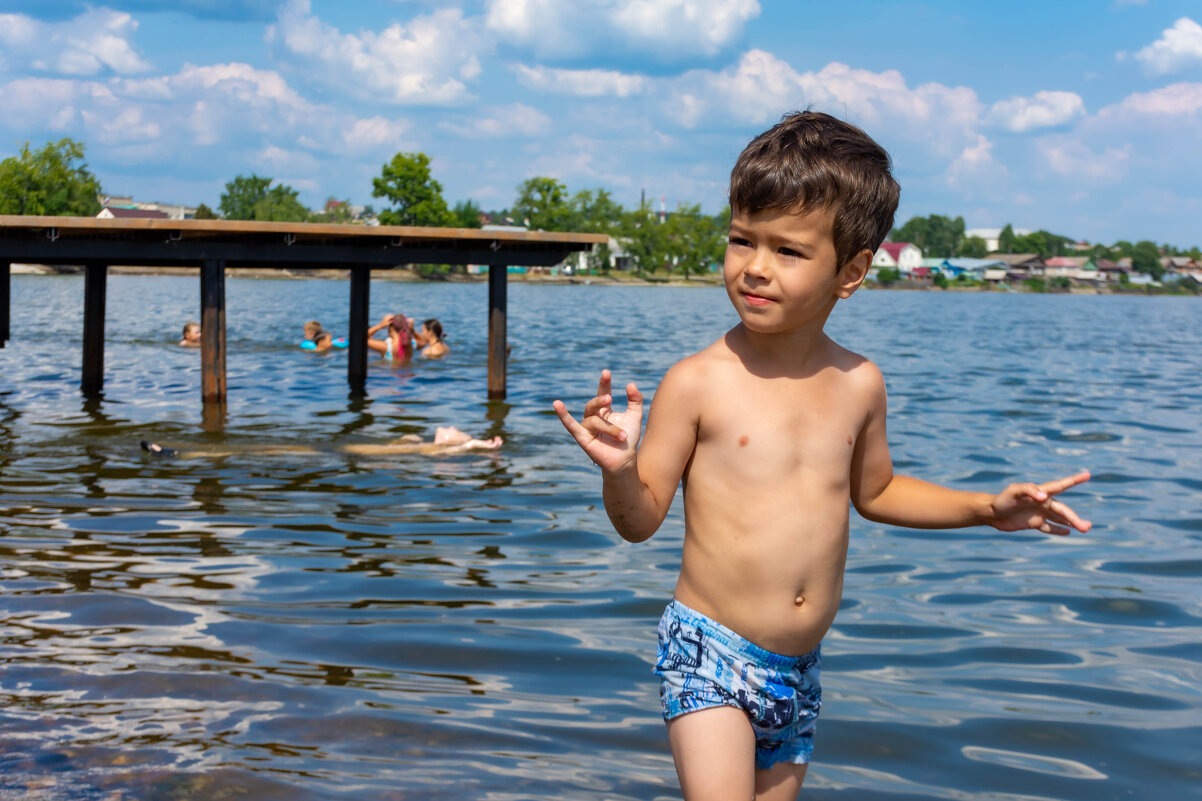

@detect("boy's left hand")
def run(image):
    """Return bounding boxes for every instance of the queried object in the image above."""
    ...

[990,471,1092,535]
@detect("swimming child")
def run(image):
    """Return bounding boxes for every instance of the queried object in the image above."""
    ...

[366,313,415,362]
[179,321,201,347]
[301,320,346,351]
[416,318,449,358]
[553,110,1091,801]
[141,427,501,459]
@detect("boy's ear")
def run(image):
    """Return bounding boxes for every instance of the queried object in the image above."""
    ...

[836,248,873,298]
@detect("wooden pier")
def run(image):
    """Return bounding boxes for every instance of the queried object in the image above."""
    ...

[0,216,604,415]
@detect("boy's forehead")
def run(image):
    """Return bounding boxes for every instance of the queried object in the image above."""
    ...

[730,205,836,237]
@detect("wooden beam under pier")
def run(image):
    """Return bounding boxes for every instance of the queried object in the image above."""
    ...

[487,264,508,400]
[81,263,106,397]
[1,262,9,348]
[348,265,370,396]
[200,259,227,405]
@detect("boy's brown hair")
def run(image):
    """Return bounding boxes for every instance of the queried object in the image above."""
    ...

[729,110,900,270]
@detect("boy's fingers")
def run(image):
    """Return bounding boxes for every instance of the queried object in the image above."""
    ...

[583,394,612,418]
[625,382,644,408]
[552,401,590,442]
[581,415,626,441]
[1041,521,1072,536]
[1041,471,1090,496]
[596,369,612,398]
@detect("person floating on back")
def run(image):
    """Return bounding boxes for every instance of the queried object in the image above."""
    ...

[366,313,415,363]
[553,110,1092,801]
[415,318,449,358]
[179,321,201,347]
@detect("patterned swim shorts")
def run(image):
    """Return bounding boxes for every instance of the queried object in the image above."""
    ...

[653,599,822,769]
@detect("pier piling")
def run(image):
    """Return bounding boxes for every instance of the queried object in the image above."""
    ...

[81,262,106,397]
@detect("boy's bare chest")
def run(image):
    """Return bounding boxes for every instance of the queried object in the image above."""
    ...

[694,374,863,473]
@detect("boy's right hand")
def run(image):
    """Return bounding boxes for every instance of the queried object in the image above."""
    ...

[553,369,644,473]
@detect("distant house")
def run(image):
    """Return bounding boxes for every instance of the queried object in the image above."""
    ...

[986,252,1044,276]
[1043,256,1088,278]
[1093,258,1127,282]
[97,207,170,220]
[965,227,1032,253]
[1160,257,1198,284]
[872,242,922,274]
[941,257,1007,280]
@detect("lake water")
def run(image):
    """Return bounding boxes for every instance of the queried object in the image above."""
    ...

[1,275,1200,800]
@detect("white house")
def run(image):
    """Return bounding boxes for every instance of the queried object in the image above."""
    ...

[872,242,922,274]
[965,227,1032,253]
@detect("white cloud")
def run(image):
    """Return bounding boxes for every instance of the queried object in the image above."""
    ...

[665,51,982,155]
[1134,17,1202,75]
[439,103,551,138]
[946,134,1005,187]
[1100,81,1202,116]
[987,90,1085,132]
[1038,136,1132,182]
[0,9,151,76]
[343,117,412,151]
[514,64,646,97]
[268,0,484,104]
[484,0,759,60]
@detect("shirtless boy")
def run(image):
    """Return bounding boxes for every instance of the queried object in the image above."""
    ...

[552,111,1091,801]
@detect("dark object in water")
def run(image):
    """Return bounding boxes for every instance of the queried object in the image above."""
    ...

[141,440,178,457]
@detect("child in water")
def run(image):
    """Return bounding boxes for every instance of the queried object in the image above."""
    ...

[141,427,500,459]
[179,321,200,347]
[366,314,415,362]
[302,320,345,351]
[553,111,1091,801]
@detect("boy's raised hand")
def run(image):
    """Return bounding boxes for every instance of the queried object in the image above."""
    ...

[553,369,644,473]
[990,471,1092,536]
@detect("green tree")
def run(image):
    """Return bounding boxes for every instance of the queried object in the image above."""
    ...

[219,174,272,220]
[1132,240,1162,278]
[253,184,309,222]
[0,138,102,216]
[451,199,483,228]
[998,224,1016,254]
[665,204,726,280]
[372,152,454,227]
[620,201,669,276]
[890,214,965,257]
[571,188,624,234]
[512,177,574,231]
[193,203,218,220]
[957,236,987,258]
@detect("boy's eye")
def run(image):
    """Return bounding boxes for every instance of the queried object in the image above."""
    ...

[728,236,751,247]
[779,247,802,259]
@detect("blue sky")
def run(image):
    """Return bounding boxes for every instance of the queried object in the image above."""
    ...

[2,0,1201,245]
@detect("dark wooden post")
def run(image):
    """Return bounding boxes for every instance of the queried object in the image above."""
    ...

[200,258,227,406]
[1,262,9,348]
[487,263,508,399]
[348,265,370,396]
[81,262,107,397]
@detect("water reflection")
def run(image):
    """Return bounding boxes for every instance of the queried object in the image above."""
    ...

[1,279,1200,799]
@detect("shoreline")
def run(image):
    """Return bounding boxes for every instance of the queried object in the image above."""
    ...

[8,264,1194,295]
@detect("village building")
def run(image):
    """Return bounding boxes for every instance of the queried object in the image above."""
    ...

[965,227,1032,253]
[97,207,170,220]
[987,252,1045,278]
[940,257,1008,281]
[872,241,922,274]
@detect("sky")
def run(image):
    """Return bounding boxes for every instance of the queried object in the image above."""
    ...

[1,0,1201,246]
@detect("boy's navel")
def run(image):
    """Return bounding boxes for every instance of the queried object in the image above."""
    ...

[794,594,806,607]
[738,435,749,447]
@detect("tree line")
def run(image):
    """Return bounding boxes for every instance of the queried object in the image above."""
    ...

[3,138,1195,279]
[891,214,1199,279]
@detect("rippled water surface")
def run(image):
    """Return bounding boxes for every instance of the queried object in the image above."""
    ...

[1,275,1200,800]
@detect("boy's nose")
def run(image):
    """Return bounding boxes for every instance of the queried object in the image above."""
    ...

[745,248,771,279]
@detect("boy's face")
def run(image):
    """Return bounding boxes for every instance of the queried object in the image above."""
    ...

[723,206,867,336]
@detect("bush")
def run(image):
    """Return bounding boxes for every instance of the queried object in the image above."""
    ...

[876,267,900,286]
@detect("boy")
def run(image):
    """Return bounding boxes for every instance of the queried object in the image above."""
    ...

[179,321,201,347]
[552,111,1090,801]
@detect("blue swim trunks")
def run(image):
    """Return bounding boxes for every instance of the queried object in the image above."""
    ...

[653,599,822,769]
